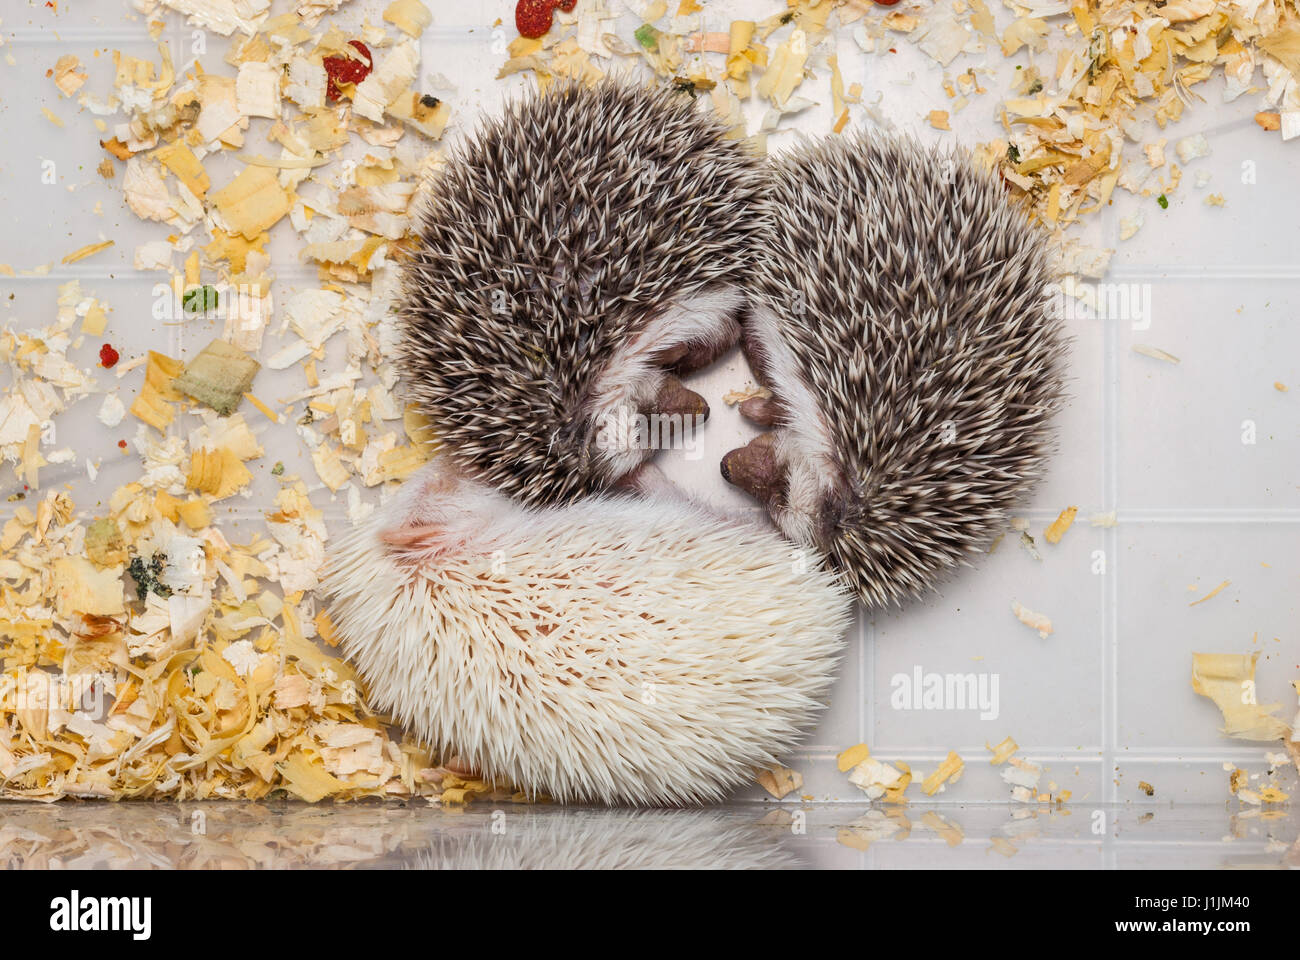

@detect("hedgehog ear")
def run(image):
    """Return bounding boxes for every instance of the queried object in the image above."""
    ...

[379,523,464,563]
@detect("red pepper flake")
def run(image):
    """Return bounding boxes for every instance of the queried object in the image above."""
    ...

[515,0,555,39]
[555,0,577,11]
[323,40,373,102]
[117,440,127,449]
[99,343,120,368]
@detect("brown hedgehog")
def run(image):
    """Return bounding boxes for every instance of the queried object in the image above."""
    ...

[398,79,765,507]
[722,133,1068,608]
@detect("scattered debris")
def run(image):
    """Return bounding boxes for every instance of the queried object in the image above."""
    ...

[173,340,260,417]
[1192,652,1292,741]
[847,751,911,802]
[920,751,964,796]
[1011,600,1054,639]
[837,742,870,772]
[1189,579,1230,606]
[721,384,772,406]
[987,736,1018,765]
[1132,344,1181,365]
[1043,505,1078,544]
[0,0,454,801]
[756,764,802,799]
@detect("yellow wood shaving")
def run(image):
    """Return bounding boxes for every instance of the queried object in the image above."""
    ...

[60,240,115,265]
[756,765,802,799]
[836,743,870,772]
[987,736,1018,765]
[1191,652,1292,741]
[921,751,964,796]
[1189,579,1230,606]
[1043,505,1078,544]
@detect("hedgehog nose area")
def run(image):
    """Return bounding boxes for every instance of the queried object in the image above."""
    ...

[721,433,782,506]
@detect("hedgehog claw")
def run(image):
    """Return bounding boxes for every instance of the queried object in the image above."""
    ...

[721,433,784,507]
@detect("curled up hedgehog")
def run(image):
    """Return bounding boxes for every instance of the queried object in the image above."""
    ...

[324,460,850,805]
[398,78,766,507]
[722,133,1067,608]
[325,79,850,805]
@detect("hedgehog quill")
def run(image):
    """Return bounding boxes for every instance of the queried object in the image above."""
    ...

[723,133,1068,608]
[398,79,766,508]
[324,461,851,805]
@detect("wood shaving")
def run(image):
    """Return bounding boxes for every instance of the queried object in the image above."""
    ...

[10,0,1300,806]
[1011,600,1054,638]
[1191,652,1292,741]
[0,0,464,802]
[60,240,115,265]
[1133,344,1181,365]
[721,384,772,406]
[1043,505,1078,544]
[1189,579,1230,606]
[755,764,802,799]
[920,751,964,796]
[52,55,86,97]
[837,742,870,772]
[987,735,1018,765]
[847,753,909,801]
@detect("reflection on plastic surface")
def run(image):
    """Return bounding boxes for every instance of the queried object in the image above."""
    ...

[0,802,1294,869]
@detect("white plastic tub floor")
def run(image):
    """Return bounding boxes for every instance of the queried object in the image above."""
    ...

[0,0,1296,834]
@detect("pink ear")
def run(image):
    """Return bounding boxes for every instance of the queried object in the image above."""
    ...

[380,524,460,561]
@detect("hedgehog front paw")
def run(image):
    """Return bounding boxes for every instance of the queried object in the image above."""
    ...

[735,392,782,427]
[646,373,710,423]
[720,432,785,510]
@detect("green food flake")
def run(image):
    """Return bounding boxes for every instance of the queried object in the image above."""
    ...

[173,338,260,417]
[634,23,659,50]
[85,517,127,568]
[127,552,172,600]
[1157,194,1169,209]
[1006,144,1021,164]
[1026,79,1043,94]
[271,461,285,476]
[182,284,219,315]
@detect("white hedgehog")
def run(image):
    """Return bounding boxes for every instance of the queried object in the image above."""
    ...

[398,79,765,508]
[412,809,802,869]
[323,460,850,805]
[722,133,1068,608]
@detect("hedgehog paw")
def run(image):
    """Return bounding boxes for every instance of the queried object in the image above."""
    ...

[588,285,744,477]
[720,432,784,509]
[736,393,782,427]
